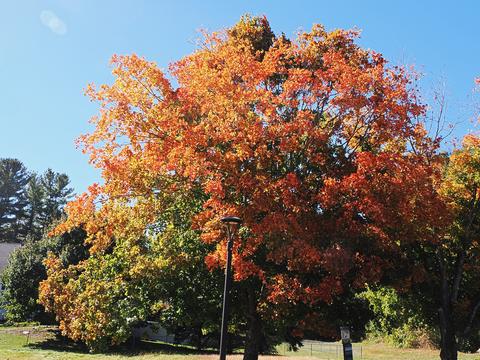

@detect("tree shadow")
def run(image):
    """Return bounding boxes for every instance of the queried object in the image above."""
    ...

[27,330,218,357]
[128,340,218,355]
[26,329,90,354]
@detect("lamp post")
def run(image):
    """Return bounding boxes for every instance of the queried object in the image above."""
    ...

[219,216,242,360]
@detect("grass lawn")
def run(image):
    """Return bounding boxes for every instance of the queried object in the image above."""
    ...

[1,327,480,360]
[279,340,480,359]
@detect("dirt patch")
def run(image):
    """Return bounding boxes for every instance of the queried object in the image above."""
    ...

[194,356,315,360]
[0,326,58,341]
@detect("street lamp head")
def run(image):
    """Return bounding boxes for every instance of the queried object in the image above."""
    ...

[220,216,242,225]
[340,326,351,344]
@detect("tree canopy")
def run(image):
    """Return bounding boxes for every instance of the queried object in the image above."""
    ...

[39,15,475,360]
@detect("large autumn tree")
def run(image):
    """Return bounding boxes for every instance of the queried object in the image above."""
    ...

[40,15,447,359]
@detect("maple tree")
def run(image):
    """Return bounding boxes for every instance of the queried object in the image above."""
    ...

[39,15,449,359]
[429,134,480,360]
[349,130,480,360]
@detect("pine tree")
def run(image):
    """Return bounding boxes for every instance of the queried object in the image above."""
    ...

[38,169,73,231]
[0,160,74,242]
[25,174,45,240]
[0,159,30,242]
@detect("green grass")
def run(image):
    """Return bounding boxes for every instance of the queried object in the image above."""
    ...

[0,328,204,360]
[284,342,480,359]
[1,327,480,359]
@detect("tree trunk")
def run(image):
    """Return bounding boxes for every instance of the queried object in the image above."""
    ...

[243,288,262,360]
[194,325,203,351]
[439,306,458,360]
[437,249,458,360]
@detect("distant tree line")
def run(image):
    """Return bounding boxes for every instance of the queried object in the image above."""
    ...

[0,158,74,242]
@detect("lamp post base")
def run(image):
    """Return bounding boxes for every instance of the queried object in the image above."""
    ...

[343,342,353,360]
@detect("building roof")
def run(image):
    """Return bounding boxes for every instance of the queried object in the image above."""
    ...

[0,243,21,273]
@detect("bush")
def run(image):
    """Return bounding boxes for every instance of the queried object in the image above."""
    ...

[359,286,436,348]
[0,228,88,323]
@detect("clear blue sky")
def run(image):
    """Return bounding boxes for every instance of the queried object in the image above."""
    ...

[1,0,479,194]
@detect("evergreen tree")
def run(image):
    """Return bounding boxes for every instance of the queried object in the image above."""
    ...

[0,160,75,242]
[0,159,30,242]
[25,174,45,240]
[38,169,73,231]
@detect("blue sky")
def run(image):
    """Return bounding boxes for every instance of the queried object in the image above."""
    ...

[1,0,479,194]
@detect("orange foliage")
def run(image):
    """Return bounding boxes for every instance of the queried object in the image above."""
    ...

[46,15,448,327]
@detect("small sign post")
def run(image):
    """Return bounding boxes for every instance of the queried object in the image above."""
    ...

[22,330,30,345]
[340,326,353,360]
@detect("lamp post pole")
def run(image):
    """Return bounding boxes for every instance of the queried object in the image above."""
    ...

[219,216,242,360]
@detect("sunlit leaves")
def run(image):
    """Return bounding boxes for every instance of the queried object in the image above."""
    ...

[41,15,446,346]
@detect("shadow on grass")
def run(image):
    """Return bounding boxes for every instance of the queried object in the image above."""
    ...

[27,330,218,357]
[26,329,89,354]
[131,340,217,355]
